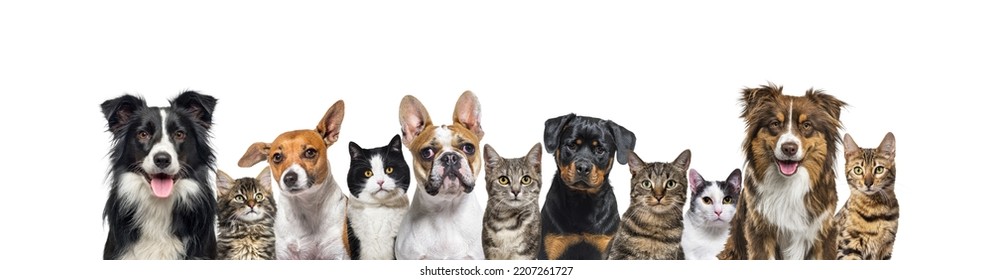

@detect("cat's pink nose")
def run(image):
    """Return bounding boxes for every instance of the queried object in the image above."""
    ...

[714,210,722,216]
[377,180,384,186]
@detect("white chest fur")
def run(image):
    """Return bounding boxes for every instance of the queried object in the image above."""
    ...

[347,202,407,260]
[753,167,826,260]
[117,173,202,259]
[274,180,350,260]
[395,188,484,260]
[681,221,730,260]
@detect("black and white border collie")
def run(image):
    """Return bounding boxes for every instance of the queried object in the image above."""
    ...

[100,91,218,260]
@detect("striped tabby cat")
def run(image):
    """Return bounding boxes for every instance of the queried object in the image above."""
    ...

[835,132,898,260]
[606,149,690,260]
[482,143,542,260]
[216,167,277,260]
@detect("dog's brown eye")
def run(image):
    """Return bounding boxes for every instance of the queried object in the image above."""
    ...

[770,121,781,128]
[272,153,284,163]
[462,144,475,155]
[173,130,186,141]
[874,166,885,174]
[498,176,510,185]
[137,131,150,140]
[595,147,606,155]
[364,170,373,177]
[565,143,576,151]
[723,196,732,204]
[802,122,812,130]
[853,166,863,175]
[521,176,532,185]
[702,197,712,204]
[385,167,394,174]
[304,148,317,159]
[420,148,435,159]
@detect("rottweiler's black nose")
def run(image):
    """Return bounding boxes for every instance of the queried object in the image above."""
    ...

[575,162,592,176]
[283,172,298,186]
[153,152,171,169]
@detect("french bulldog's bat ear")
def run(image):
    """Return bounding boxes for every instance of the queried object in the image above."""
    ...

[453,90,484,139]
[101,94,147,134]
[544,113,575,153]
[238,142,270,168]
[171,90,218,129]
[316,100,346,147]
[608,121,636,164]
[399,95,432,148]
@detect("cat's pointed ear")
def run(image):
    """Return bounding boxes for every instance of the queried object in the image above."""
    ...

[878,132,896,158]
[543,113,574,153]
[348,142,363,160]
[627,150,644,175]
[238,142,270,167]
[673,149,691,170]
[689,169,705,194]
[452,90,484,139]
[388,134,403,153]
[216,170,235,195]
[727,168,743,194]
[399,95,432,148]
[256,166,272,190]
[609,121,637,164]
[316,100,345,147]
[101,94,147,134]
[843,133,860,157]
[526,143,543,170]
[483,144,501,169]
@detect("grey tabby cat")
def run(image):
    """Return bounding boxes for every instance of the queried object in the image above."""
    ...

[482,143,542,260]
[835,132,899,260]
[607,149,690,260]
[216,167,276,260]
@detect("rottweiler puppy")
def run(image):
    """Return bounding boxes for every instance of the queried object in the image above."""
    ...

[538,113,636,260]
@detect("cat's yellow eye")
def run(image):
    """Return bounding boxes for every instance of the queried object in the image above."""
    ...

[874,166,885,174]
[364,170,373,177]
[853,166,863,175]
[665,180,677,189]
[723,196,732,204]
[385,167,394,174]
[640,180,652,189]
[235,194,245,202]
[521,176,532,185]
[255,193,264,201]
[498,176,510,185]
[702,197,712,205]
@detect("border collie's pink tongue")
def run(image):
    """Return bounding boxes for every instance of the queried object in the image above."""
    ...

[151,176,175,198]
[777,161,799,176]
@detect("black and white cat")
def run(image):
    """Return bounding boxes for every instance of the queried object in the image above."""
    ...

[681,168,742,260]
[345,135,411,260]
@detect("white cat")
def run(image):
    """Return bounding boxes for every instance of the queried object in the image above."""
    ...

[681,168,742,260]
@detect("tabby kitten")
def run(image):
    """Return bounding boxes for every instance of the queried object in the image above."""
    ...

[681,168,742,260]
[835,132,898,260]
[606,149,691,260]
[346,135,411,260]
[216,167,277,260]
[482,143,542,260]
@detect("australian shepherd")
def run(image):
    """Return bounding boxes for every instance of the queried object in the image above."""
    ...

[100,91,218,260]
[719,83,846,260]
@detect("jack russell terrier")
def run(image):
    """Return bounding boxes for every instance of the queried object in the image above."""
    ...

[238,100,351,260]
[394,91,486,260]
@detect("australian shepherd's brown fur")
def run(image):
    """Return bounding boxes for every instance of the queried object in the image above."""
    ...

[719,83,846,260]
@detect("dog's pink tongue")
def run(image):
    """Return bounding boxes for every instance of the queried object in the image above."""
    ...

[778,161,799,176]
[151,177,174,198]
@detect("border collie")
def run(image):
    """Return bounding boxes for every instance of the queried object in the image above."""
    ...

[100,91,218,260]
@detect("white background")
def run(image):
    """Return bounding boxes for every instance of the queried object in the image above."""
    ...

[1,0,988,278]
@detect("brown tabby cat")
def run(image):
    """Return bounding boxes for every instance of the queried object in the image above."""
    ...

[216,167,277,260]
[606,149,690,260]
[835,132,898,260]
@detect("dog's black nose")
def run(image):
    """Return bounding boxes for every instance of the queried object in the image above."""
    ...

[153,152,171,169]
[575,162,592,176]
[283,172,298,186]
[781,142,798,157]
[441,153,461,167]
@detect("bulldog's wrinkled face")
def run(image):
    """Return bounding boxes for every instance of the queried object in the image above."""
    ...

[399,91,485,197]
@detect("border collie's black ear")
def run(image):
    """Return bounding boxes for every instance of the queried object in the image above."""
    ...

[608,121,637,164]
[544,113,575,153]
[101,94,147,133]
[172,91,218,128]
